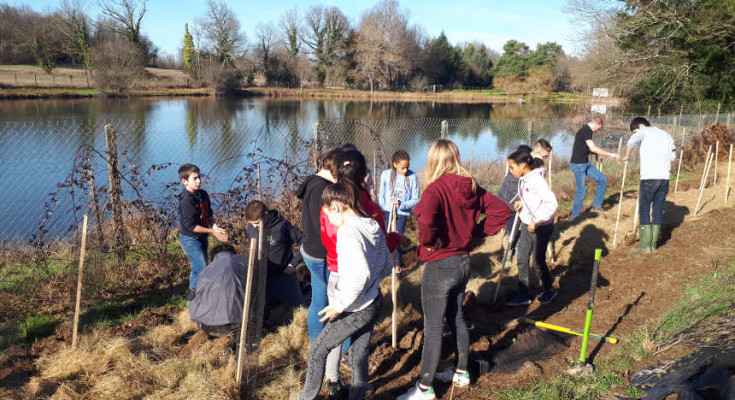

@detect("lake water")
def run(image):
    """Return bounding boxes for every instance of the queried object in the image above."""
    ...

[0,97,622,241]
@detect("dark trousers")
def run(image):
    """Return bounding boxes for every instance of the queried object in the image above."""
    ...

[299,296,382,400]
[639,180,669,225]
[419,254,471,387]
[516,222,554,296]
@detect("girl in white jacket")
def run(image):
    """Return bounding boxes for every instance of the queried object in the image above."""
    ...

[506,149,559,306]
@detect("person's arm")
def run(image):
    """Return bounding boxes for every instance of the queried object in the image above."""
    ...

[586,139,620,159]
[474,188,513,237]
[399,172,420,212]
[378,170,391,211]
[623,131,642,161]
[414,186,442,249]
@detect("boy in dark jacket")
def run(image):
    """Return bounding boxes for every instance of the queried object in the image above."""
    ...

[178,164,228,301]
[245,200,306,308]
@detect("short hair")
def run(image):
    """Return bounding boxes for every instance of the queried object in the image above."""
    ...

[534,139,553,151]
[517,144,532,153]
[630,117,650,132]
[210,243,236,259]
[319,147,343,179]
[245,200,267,221]
[590,116,604,126]
[179,164,200,181]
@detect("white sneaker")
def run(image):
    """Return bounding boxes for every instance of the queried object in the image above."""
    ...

[435,367,470,387]
[396,383,436,400]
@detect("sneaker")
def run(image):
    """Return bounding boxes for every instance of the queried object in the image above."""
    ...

[435,367,470,387]
[507,294,532,307]
[537,289,558,305]
[396,383,436,400]
[327,381,345,400]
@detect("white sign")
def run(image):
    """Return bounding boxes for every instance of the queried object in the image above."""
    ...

[592,88,609,98]
[591,104,607,114]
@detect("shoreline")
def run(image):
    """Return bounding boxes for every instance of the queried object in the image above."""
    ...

[0,85,625,104]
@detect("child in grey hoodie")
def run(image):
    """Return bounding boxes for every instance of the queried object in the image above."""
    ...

[506,148,559,306]
[297,182,393,400]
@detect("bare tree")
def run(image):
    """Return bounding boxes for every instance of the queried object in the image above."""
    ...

[280,7,301,58]
[55,0,91,68]
[195,0,245,67]
[302,5,348,86]
[91,38,145,93]
[96,0,147,45]
[255,22,277,74]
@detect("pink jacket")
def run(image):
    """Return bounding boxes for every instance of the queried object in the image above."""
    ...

[517,168,557,226]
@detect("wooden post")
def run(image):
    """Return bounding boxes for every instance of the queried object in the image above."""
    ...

[674,149,683,193]
[312,123,320,172]
[504,159,509,177]
[672,116,678,138]
[236,238,257,392]
[714,141,719,185]
[104,124,125,267]
[85,153,105,247]
[694,153,714,217]
[389,206,398,348]
[681,128,687,148]
[701,114,706,131]
[646,105,651,117]
[726,144,733,205]
[617,137,624,157]
[527,121,534,144]
[244,220,268,396]
[71,215,89,350]
[700,145,712,189]
[715,103,721,123]
[440,120,448,138]
[34,74,37,87]
[548,151,553,189]
[612,161,628,247]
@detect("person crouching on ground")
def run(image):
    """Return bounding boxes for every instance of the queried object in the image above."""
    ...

[623,117,676,253]
[505,149,559,307]
[295,182,393,400]
[397,139,511,400]
[245,200,307,309]
[188,244,245,338]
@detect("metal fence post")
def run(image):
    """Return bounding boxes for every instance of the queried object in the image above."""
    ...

[104,124,126,267]
[440,120,448,138]
[527,121,534,144]
[312,123,320,172]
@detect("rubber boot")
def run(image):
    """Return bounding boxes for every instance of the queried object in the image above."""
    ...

[651,225,662,252]
[639,225,653,253]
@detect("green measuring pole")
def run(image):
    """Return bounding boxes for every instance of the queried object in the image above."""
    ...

[579,249,602,363]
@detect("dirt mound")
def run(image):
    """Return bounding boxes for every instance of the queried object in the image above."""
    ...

[683,123,734,167]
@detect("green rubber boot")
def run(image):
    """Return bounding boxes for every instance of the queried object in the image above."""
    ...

[651,225,662,252]
[639,225,653,253]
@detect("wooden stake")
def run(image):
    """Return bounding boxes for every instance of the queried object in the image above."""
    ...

[674,149,683,193]
[612,161,628,247]
[548,151,553,189]
[715,103,721,122]
[726,144,733,205]
[714,141,719,185]
[700,145,712,189]
[71,215,89,350]
[694,153,714,217]
[389,205,398,348]
[236,238,258,390]
[646,104,651,117]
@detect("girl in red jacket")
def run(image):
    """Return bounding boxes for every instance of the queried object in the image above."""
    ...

[398,139,511,400]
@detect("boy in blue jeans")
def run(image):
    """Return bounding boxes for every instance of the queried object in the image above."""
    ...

[178,164,228,301]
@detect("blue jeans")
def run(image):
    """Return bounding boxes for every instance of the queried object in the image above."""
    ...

[179,234,208,290]
[639,179,669,225]
[383,210,407,234]
[570,162,608,218]
[303,254,329,342]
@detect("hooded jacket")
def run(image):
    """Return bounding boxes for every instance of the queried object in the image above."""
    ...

[414,174,511,262]
[517,168,557,226]
[321,189,402,272]
[246,210,303,278]
[296,174,332,259]
[327,216,393,313]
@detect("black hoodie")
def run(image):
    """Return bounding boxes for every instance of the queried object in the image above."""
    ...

[296,174,331,259]
[246,210,303,278]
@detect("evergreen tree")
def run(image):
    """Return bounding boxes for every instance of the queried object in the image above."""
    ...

[182,23,195,71]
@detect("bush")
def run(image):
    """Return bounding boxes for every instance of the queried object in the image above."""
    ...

[90,39,145,94]
[199,60,243,96]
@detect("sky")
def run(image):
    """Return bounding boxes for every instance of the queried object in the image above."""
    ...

[11,0,582,58]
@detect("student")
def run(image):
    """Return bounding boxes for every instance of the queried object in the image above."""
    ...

[379,150,420,236]
[341,143,377,201]
[398,139,511,400]
[496,145,532,249]
[569,116,620,218]
[245,200,306,308]
[188,244,245,338]
[505,149,559,306]
[623,117,676,253]
[296,182,393,400]
[178,164,228,301]
[296,148,342,342]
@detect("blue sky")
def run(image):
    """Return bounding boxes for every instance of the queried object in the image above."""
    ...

[12,0,580,57]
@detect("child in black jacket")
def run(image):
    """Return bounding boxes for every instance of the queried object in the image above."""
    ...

[245,200,306,308]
